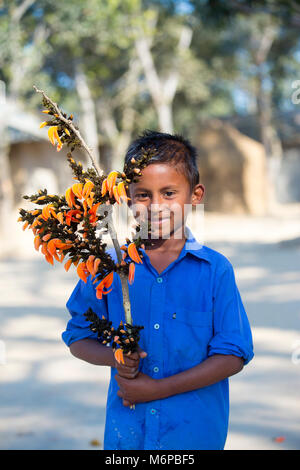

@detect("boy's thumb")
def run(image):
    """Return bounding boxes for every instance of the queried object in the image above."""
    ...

[137,346,147,358]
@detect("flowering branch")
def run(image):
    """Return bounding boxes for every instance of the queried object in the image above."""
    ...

[18,88,155,368]
[33,85,102,177]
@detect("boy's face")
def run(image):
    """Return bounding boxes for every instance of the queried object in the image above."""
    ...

[128,163,205,240]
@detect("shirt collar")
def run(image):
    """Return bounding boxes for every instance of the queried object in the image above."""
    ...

[180,226,212,264]
[136,225,212,265]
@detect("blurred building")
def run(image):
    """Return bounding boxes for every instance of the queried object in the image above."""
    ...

[193,119,268,215]
[228,111,300,204]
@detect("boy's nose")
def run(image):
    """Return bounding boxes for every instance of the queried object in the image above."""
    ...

[148,202,170,219]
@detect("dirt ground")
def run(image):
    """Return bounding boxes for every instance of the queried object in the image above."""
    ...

[1,206,300,450]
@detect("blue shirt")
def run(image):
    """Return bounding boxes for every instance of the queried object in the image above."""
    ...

[62,227,254,450]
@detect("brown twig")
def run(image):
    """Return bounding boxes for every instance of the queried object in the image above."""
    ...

[33,85,102,177]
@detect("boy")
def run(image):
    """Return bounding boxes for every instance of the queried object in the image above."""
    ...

[62,130,254,450]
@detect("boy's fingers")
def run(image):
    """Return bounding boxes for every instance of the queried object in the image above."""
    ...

[122,399,131,407]
[138,347,147,359]
[116,366,139,379]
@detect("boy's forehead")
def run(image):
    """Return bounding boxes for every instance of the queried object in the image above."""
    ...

[129,162,187,189]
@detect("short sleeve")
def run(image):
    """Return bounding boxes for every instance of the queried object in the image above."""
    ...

[62,274,109,347]
[207,261,254,365]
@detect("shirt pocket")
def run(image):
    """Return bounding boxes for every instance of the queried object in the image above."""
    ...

[168,308,213,327]
[164,308,214,374]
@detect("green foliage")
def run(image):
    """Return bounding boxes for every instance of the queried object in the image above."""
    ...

[1,0,299,147]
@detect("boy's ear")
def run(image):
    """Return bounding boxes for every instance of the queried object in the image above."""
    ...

[192,184,205,206]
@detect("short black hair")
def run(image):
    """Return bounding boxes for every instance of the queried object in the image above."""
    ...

[123,130,199,193]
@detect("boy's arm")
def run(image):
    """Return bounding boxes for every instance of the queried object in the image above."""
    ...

[69,338,115,367]
[69,338,147,375]
[116,354,243,405]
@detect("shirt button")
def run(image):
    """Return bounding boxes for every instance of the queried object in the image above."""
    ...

[153,366,159,373]
[156,277,163,283]
[150,408,156,415]
[154,323,160,330]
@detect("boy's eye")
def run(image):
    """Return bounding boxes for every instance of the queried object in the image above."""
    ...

[135,191,175,199]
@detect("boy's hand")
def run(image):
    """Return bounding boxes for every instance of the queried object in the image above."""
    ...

[114,347,147,379]
[115,372,159,405]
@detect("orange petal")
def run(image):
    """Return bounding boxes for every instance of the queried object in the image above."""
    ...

[57,212,64,224]
[114,348,125,365]
[93,258,101,277]
[22,221,29,230]
[53,127,62,147]
[107,171,118,197]
[103,271,114,288]
[65,187,75,208]
[77,262,88,283]
[48,126,57,145]
[49,208,58,219]
[117,181,130,203]
[42,233,51,242]
[86,255,96,275]
[34,235,41,251]
[39,121,48,128]
[64,259,73,272]
[113,184,121,204]
[72,183,83,199]
[47,238,60,256]
[127,242,143,264]
[82,181,94,199]
[101,178,108,197]
[128,262,135,285]
[45,253,54,265]
[95,284,104,299]
[42,206,50,220]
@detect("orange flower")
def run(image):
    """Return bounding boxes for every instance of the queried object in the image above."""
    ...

[42,233,51,242]
[113,184,121,204]
[92,258,101,277]
[117,181,130,203]
[77,261,89,283]
[101,178,108,197]
[64,259,73,272]
[48,126,62,151]
[86,255,96,276]
[127,242,143,264]
[45,252,54,265]
[95,271,114,299]
[57,212,64,224]
[72,183,83,199]
[47,238,61,256]
[41,204,53,220]
[114,348,125,364]
[65,209,82,225]
[34,235,41,251]
[39,121,48,128]
[65,187,76,208]
[82,180,94,199]
[106,171,119,197]
[128,262,135,285]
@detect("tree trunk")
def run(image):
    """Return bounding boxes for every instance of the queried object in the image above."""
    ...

[0,88,15,255]
[75,65,100,166]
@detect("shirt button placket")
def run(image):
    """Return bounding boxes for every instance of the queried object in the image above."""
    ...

[144,274,165,450]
